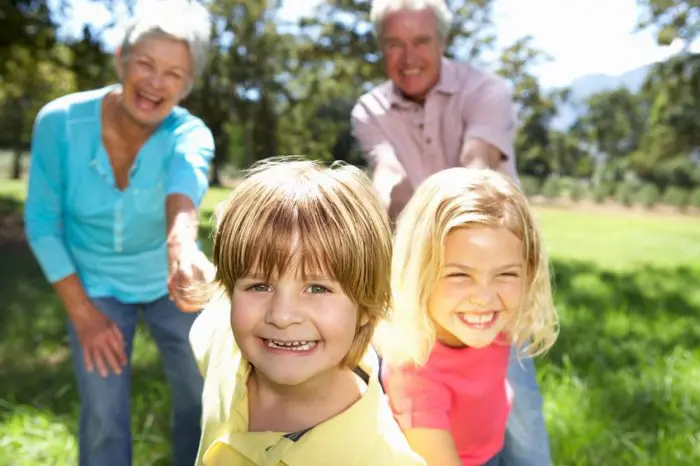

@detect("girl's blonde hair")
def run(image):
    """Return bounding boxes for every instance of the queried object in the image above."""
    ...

[198,157,393,368]
[375,168,559,367]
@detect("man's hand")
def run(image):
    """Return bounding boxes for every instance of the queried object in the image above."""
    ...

[460,137,503,170]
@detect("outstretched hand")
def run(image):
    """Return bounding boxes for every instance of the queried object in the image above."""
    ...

[168,245,215,313]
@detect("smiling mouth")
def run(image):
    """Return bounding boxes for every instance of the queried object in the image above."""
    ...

[263,339,318,351]
[458,312,498,329]
[402,68,421,76]
[135,90,164,110]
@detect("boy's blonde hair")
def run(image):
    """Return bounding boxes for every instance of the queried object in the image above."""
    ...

[375,168,558,367]
[203,157,392,368]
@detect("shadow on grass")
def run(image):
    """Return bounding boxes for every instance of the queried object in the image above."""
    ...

[542,259,700,464]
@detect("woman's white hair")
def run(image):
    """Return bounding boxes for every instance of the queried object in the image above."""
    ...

[370,0,453,41]
[119,0,212,82]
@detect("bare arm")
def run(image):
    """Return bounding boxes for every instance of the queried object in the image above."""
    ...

[166,193,199,253]
[166,194,214,312]
[164,120,216,311]
[403,428,463,466]
[350,101,410,224]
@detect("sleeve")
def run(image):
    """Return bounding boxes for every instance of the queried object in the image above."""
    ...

[23,102,77,284]
[350,101,407,212]
[461,76,518,162]
[384,366,452,430]
[189,292,229,377]
[166,117,215,208]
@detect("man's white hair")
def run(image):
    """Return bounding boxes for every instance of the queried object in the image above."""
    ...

[370,0,453,41]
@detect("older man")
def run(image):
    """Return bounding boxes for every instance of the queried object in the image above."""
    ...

[352,1,552,465]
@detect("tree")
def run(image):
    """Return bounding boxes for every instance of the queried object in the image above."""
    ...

[636,0,699,47]
[497,36,563,178]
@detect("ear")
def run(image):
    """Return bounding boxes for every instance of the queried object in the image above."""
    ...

[358,312,370,328]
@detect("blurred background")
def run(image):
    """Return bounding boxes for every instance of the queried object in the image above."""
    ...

[0,0,698,464]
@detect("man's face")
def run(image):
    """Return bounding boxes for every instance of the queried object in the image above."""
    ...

[380,7,445,104]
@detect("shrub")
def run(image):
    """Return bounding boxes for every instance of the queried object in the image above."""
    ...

[689,188,700,208]
[634,183,661,209]
[569,181,586,202]
[662,186,689,210]
[615,182,635,207]
[541,177,560,200]
[520,176,541,197]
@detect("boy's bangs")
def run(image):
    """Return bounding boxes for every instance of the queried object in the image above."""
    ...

[236,196,347,284]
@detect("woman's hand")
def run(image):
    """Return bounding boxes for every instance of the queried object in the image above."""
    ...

[168,242,215,313]
[54,274,128,378]
[70,302,128,378]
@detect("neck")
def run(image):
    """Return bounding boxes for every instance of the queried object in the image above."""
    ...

[104,90,154,143]
[248,366,364,433]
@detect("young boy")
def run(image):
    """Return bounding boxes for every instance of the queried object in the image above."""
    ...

[188,158,425,465]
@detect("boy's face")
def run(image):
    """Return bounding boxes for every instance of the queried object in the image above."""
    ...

[230,264,360,387]
[428,226,524,349]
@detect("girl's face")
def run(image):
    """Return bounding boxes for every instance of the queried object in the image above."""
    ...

[428,226,525,349]
[230,263,362,389]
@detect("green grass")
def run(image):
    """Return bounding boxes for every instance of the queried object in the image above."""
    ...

[1,181,699,465]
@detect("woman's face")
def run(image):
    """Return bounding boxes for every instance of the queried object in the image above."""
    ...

[116,35,193,128]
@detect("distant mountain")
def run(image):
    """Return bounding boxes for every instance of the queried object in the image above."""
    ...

[550,64,651,129]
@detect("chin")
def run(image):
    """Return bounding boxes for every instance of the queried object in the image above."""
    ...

[457,331,502,349]
[257,366,324,387]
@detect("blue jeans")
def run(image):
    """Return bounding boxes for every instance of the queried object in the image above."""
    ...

[501,345,552,466]
[483,450,503,466]
[67,295,203,466]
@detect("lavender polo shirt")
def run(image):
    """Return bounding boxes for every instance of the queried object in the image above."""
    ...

[351,58,519,219]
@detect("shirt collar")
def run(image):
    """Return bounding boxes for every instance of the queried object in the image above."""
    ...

[214,347,386,466]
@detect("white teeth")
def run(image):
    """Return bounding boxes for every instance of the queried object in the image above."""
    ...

[462,312,495,324]
[138,91,161,102]
[403,68,420,75]
[265,339,317,351]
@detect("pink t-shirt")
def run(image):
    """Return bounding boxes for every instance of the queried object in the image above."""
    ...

[381,339,513,466]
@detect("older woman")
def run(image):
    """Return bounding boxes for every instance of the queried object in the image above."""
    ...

[24,2,213,465]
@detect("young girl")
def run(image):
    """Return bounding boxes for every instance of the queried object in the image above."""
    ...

[187,158,426,465]
[375,167,559,466]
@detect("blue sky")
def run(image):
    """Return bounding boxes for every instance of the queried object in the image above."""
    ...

[57,0,699,89]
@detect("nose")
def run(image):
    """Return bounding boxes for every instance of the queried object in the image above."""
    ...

[403,43,418,65]
[148,70,165,89]
[465,285,496,308]
[265,291,304,328]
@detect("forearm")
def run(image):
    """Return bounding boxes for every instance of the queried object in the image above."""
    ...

[166,194,199,263]
[53,274,93,319]
[460,137,502,170]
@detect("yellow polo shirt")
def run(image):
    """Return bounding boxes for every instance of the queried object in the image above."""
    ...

[189,295,426,466]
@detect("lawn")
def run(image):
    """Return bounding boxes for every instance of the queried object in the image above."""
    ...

[1,179,699,465]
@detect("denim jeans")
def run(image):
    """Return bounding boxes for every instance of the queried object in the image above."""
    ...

[483,450,503,466]
[501,345,552,466]
[67,295,203,466]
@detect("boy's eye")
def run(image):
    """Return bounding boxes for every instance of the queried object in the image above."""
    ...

[307,284,330,294]
[247,283,270,292]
